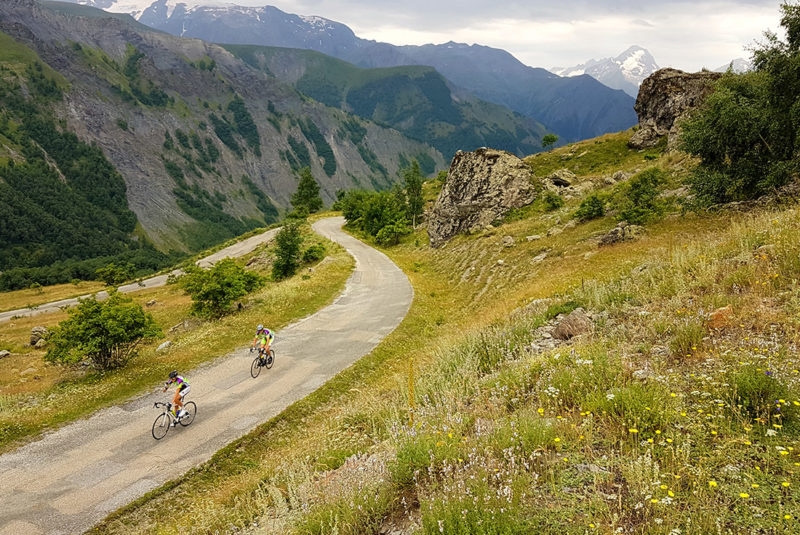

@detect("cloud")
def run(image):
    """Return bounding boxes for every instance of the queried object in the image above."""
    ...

[223,0,785,71]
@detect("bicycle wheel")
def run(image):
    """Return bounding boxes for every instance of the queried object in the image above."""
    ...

[152,413,170,440]
[179,401,196,427]
[250,356,262,378]
[265,349,275,369]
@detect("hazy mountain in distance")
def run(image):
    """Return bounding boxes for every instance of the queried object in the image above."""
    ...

[551,46,659,97]
[62,0,637,143]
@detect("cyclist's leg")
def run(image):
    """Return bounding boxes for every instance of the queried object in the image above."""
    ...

[172,388,183,413]
[177,386,190,413]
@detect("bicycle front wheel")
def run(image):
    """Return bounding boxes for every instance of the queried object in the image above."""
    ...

[179,401,196,426]
[250,356,262,378]
[265,349,275,369]
[152,413,170,440]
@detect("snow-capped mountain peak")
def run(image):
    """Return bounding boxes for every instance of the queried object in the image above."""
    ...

[551,45,659,97]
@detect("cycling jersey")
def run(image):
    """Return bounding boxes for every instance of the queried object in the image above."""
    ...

[165,375,190,391]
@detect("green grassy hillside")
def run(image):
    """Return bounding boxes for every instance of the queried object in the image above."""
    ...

[90,129,800,534]
[223,44,548,158]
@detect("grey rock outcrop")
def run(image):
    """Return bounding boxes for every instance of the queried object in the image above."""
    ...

[30,326,49,346]
[629,68,722,149]
[428,148,536,247]
[545,169,576,189]
[599,222,644,247]
[0,350,10,359]
[553,308,593,340]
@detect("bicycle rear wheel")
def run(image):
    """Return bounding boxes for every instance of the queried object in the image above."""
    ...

[152,413,170,440]
[250,356,262,378]
[179,401,196,426]
[265,349,275,369]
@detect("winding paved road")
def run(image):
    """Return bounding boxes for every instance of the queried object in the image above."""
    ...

[0,227,281,324]
[0,217,413,535]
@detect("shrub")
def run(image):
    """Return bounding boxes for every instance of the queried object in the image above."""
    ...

[669,320,706,358]
[542,190,564,211]
[45,291,161,370]
[302,243,326,264]
[95,262,134,285]
[573,194,605,221]
[179,258,264,318]
[375,219,411,246]
[728,366,797,425]
[616,167,666,225]
[272,222,304,280]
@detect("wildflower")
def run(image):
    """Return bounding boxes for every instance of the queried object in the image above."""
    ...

[666,438,673,443]
[554,438,561,443]
[660,484,668,490]
[670,393,677,398]
[785,515,792,520]
[629,428,639,434]
[708,480,718,488]
[744,441,752,446]
[781,451,790,456]
[668,490,675,497]
[782,482,790,487]
[752,484,760,489]
[740,493,750,498]
[650,498,658,504]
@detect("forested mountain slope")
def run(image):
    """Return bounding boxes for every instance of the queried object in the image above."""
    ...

[0,0,443,286]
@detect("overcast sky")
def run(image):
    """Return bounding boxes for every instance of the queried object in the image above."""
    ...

[215,0,786,71]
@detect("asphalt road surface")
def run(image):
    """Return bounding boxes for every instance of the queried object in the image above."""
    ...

[0,217,413,534]
[0,227,281,324]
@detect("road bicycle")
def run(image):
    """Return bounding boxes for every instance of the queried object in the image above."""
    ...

[152,400,197,440]
[250,347,275,378]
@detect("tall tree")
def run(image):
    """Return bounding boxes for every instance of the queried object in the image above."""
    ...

[272,222,304,280]
[291,167,323,213]
[403,160,424,227]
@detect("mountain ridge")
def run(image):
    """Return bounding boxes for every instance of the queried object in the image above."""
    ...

[64,0,638,142]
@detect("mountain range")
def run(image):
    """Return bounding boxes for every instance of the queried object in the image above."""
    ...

[551,46,660,98]
[67,0,639,142]
[0,0,455,266]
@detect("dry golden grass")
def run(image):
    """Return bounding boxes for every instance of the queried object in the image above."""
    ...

[0,280,107,312]
[0,229,354,452]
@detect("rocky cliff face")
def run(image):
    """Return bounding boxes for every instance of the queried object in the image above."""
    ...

[427,148,536,247]
[0,0,443,251]
[628,68,722,149]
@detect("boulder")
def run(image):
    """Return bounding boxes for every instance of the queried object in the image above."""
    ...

[599,222,644,247]
[30,326,48,346]
[0,350,10,359]
[427,148,537,247]
[553,308,593,340]
[545,169,576,188]
[526,235,542,242]
[502,236,515,248]
[157,341,172,353]
[708,305,732,329]
[145,299,157,307]
[629,68,722,149]
[34,338,47,349]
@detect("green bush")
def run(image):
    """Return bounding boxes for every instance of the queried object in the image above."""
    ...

[728,366,797,425]
[573,194,605,221]
[669,320,706,358]
[45,291,161,370]
[375,219,411,246]
[302,243,326,264]
[179,258,264,318]
[95,262,134,285]
[615,168,666,225]
[542,190,564,211]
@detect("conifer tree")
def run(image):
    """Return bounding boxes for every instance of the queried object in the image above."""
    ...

[291,167,323,213]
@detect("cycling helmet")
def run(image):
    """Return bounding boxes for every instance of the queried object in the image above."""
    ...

[257,324,264,332]
[169,370,178,379]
